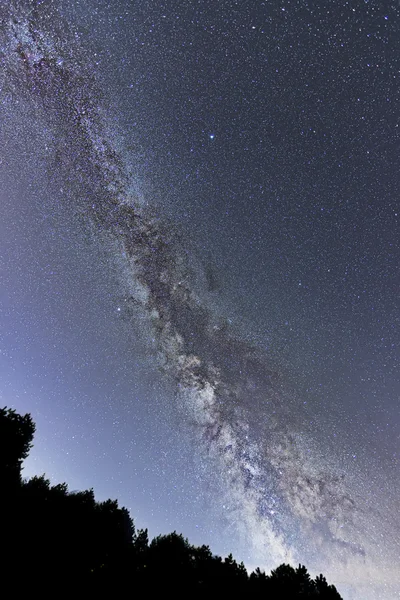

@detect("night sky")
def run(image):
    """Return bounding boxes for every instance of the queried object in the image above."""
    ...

[1,1,399,598]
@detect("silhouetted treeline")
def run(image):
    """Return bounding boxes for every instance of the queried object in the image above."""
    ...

[0,407,343,597]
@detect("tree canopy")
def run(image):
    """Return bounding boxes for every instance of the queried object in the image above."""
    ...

[0,406,343,598]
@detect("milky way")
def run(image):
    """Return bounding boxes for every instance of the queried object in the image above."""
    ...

[1,2,399,598]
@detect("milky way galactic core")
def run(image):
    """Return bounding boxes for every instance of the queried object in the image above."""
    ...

[1,2,399,599]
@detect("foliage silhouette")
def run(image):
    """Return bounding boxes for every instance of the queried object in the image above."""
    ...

[0,407,35,486]
[0,406,343,598]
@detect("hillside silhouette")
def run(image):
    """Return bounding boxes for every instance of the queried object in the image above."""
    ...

[0,406,343,598]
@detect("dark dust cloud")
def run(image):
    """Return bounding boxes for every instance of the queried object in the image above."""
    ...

[1,2,399,598]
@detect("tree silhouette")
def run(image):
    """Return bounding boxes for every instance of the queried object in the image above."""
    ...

[315,573,343,599]
[0,407,35,486]
[0,406,344,598]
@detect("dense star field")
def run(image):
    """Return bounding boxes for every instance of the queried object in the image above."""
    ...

[1,1,399,598]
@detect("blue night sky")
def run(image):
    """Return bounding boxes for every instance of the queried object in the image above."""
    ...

[1,2,399,598]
